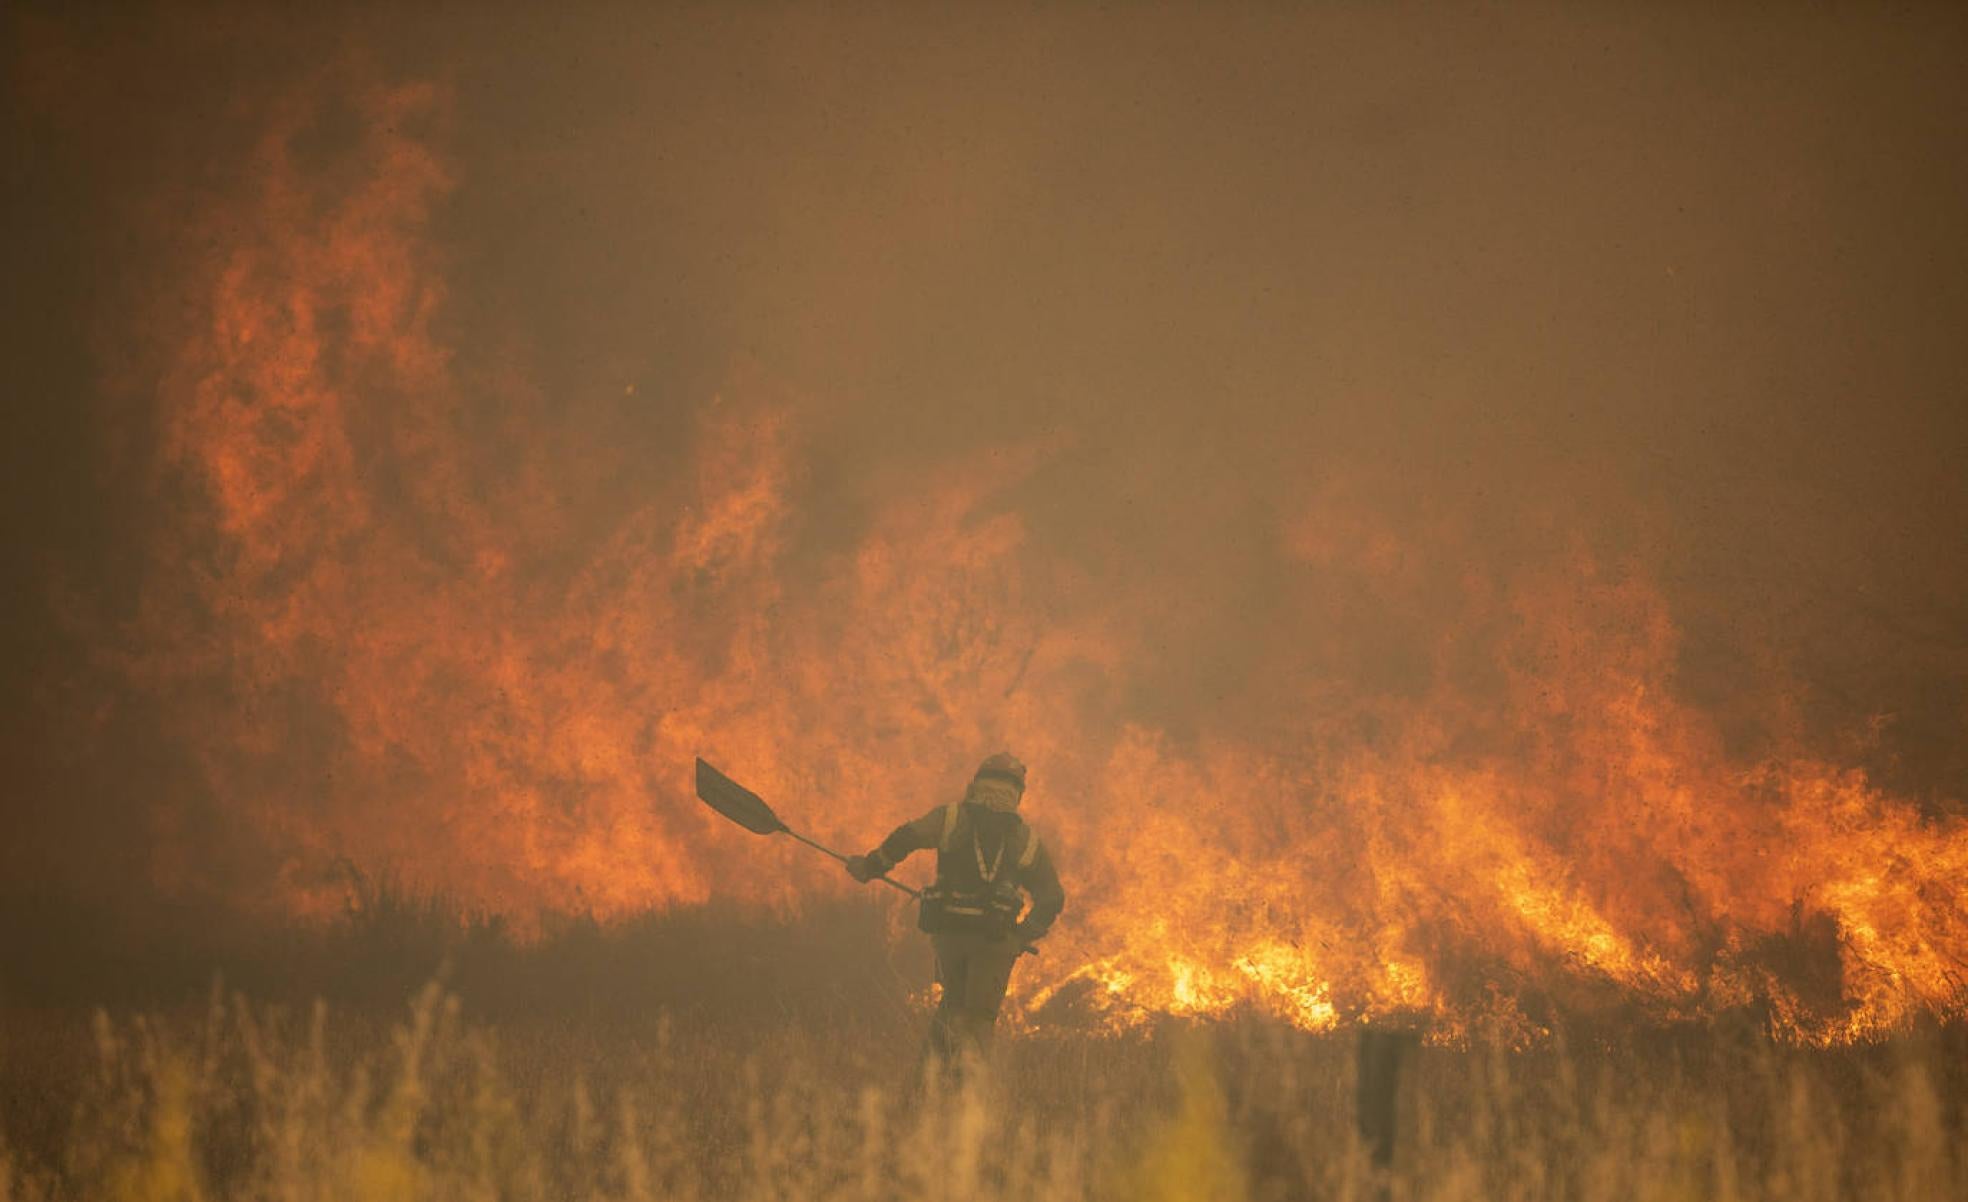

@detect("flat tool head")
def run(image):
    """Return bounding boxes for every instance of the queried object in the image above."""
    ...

[694,758,787,836]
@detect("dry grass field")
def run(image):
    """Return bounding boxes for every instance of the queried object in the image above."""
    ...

[2,895,1962,1202]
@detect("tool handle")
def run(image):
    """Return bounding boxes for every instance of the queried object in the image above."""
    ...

[873,874,921,899]
[782,827,850,863]
[782,828,924,899]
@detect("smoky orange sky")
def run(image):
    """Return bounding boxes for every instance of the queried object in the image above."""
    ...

[4,4,1966,1038]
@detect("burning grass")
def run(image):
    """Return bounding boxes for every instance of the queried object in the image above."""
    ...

[2,898,1963,1201]
[101,52,1968,1043]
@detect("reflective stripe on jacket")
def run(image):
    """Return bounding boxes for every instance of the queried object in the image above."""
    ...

[872,802,1065,938]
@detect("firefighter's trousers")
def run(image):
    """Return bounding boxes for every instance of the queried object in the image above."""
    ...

[928,931,1022,1058]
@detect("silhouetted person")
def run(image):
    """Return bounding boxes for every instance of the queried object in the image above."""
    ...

[846,752,1064,1060]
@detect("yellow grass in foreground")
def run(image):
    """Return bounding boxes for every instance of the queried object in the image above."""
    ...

[1,984,1962,1202]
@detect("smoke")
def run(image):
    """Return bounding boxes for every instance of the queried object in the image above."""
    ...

[5,3,1967,1037]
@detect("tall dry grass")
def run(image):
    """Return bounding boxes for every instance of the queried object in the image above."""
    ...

[2,886,1961,1200]
[2,981,1962,1202]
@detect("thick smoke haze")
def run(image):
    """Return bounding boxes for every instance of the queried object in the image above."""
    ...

[4,4,1966,1035]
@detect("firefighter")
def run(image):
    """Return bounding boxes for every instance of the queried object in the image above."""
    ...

[845,752,1065,1058]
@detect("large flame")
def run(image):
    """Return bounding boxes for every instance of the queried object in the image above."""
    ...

[119,68,1966,1045]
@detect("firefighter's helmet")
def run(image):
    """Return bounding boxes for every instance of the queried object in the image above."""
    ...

[967,752,1027,810]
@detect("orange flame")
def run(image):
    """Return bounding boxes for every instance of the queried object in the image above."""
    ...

[121,68,1966,1045]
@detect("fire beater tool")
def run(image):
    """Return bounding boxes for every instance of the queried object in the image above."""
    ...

[694,757,921,898]
[692,757,1037,956]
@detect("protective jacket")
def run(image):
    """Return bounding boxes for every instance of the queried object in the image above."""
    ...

[868,802,1065,939]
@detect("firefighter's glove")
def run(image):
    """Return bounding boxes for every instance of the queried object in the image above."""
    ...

[844,854,879,884]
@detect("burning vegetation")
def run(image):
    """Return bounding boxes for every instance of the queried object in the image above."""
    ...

[73,54,1960,1049]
